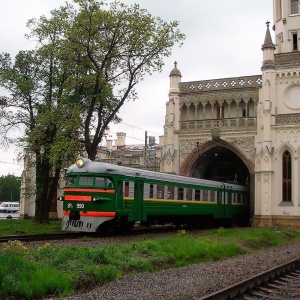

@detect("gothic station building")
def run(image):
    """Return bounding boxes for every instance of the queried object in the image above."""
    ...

[160,0,300,227]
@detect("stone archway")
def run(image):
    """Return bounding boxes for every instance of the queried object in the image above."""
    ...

[180,139,254,179]
[180,139,255,217]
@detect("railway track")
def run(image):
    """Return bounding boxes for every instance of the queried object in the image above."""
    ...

[0,224,178,243]
[199,258,300,300]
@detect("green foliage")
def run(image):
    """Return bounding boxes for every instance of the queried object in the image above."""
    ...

[0,0,185,221]
[0,246,73,299]
[0,227,300,299]
[0,175,20,201]
[0,220,62,235]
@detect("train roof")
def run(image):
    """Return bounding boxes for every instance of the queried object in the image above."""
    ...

[67,158,249,191]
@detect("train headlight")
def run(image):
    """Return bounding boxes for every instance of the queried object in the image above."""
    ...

[76,158,85,168]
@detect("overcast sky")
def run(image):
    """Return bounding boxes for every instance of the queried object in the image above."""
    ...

[0,0,273,176]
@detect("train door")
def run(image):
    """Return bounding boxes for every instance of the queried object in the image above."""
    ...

[217,183,226,221]
[133,180,144,221]
[116,181,124,213]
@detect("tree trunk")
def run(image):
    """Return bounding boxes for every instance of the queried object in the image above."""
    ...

[34,152,60,223]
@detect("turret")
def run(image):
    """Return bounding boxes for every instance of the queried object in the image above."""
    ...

[169,61,181,94]
[261,21,276,71]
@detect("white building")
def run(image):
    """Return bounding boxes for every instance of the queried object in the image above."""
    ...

[160,0,300,227]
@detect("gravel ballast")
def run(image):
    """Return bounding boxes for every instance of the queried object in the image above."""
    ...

[45,240,300,300]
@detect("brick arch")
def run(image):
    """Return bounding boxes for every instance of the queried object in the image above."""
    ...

[180,139,254,177]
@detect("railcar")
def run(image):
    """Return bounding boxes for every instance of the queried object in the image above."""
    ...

[61,158,250,232]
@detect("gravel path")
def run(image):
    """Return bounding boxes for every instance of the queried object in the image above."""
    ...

[43,239,300,300]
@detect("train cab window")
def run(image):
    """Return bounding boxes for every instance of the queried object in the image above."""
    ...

[157,185,164,199]
[167,186,174,199]
[66,176,76,186]
[78,176,93,186]
[95,177,113,188]
[178,188,184,200]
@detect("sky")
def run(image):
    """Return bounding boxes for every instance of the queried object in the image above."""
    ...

[0,0,273,177]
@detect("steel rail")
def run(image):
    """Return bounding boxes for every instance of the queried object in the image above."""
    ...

[0,225,178,243]
[0,232,96,243]
[198,258,300,300]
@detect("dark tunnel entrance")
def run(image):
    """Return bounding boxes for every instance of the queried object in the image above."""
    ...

[189,146,250,185]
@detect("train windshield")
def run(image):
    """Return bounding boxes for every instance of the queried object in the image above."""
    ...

[66,175,113,187]
[66,176,76,186]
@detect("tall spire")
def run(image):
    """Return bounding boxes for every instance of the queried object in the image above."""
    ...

[262,21,275,51]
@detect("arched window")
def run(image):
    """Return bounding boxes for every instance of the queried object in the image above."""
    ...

[282,150,292,202]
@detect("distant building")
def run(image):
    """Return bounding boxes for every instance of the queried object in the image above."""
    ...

[97,132,161,171]
[19,133,160,220]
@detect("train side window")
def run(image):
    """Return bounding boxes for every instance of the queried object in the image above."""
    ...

[237,194,241,203]
[225,192,228,204]
[192,189,195,201]
[210,191,217,202]
[124,182,129,197]
[227,192,232,204]
[150,184,154,198]
[157,185,164,199]
[203,190,208,201]
[186,188,193,200]
[129,182,135,197]
[174,187,178,200]
[143,184,150,198]
[78,176,93,186]
[167,186,174,199]
[153,185,158,198]
[195,189,201,201]
[178,188,183,200]
[206,190,210,202]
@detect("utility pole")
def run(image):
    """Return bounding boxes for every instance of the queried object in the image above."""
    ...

[144,131,148,169]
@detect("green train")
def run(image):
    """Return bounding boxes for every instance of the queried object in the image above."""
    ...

[61,158,250,232]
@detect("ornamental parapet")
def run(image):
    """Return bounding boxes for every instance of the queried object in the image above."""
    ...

[179,75,262,94]
[275,113,300,125]
[180,118,257,131]
[275,52,300,67]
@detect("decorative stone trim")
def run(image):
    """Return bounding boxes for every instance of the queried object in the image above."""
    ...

[275,113,300,125]
[180,118,257,131]
[179,75,262,93]
[275,51,300,67]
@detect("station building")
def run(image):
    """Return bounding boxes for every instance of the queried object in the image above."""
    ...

[159,0,300,227]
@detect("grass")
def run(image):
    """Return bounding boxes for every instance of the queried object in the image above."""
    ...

[0,219,62,235]
[0,222,300,299]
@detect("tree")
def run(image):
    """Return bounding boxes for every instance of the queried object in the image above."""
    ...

[0,175,20,202]
[0,0,185,223]
[28,0,185,160]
